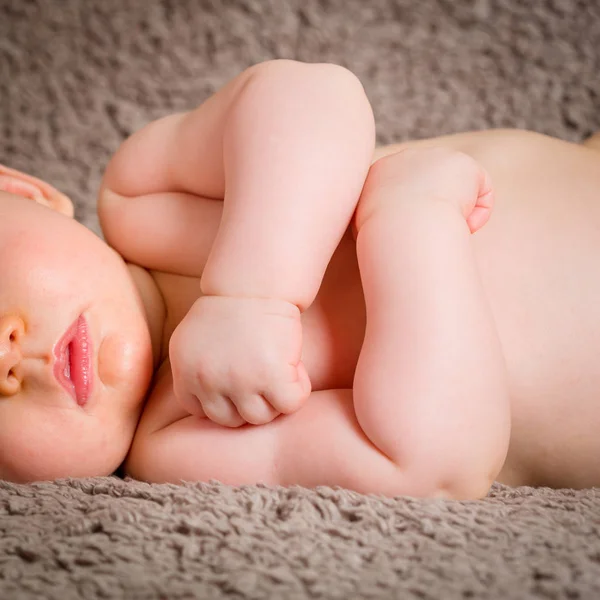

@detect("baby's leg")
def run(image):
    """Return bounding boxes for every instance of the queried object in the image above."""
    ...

[352,151,511,499]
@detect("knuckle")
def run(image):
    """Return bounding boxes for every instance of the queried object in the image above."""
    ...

[236,398,275,425]
[200,404,218,422]
[203,399,243,428]
[240,410,270,426]
[273,390,304,414]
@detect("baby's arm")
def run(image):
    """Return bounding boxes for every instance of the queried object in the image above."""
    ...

[100,60,375,426]
[352,148,511,498]
[199,62,375,309]
[101,60,374,295]
[127,147,510,500]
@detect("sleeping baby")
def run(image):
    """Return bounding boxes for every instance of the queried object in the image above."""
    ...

[2,59,600,499]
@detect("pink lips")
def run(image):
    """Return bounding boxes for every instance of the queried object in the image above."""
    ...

[53,315,93,406]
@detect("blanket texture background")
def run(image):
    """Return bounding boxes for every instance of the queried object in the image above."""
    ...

[1,0,600,598]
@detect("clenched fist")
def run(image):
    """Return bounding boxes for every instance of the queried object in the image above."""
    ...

[357,147,494,234]
[169,296,312,427]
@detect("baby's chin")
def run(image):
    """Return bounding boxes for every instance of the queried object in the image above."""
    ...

[5,416,139,483]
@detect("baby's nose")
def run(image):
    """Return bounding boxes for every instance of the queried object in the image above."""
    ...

[0,315,25,396]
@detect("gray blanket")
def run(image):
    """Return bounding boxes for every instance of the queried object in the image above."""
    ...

[1,0,600,598]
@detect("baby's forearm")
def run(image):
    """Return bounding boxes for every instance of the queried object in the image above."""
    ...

[200,61,375,310]
[354,200,511,497]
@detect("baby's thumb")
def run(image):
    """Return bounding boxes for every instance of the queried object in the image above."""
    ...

[269,361,312,415]
[296,360,312,398]
[172,375,207,418]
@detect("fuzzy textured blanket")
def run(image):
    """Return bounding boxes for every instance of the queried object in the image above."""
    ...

[1,0,600,598]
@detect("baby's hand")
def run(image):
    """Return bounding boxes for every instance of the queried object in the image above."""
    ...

[359,147,494,234]
[169,296,311,427]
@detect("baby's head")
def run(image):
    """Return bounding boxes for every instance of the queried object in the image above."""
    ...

[0,165,154,482]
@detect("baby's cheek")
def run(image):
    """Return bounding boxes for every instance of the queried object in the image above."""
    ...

[98,333,140,389]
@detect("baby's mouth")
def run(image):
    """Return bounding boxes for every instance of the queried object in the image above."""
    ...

[53,315,94,406]
[64,343,72,381]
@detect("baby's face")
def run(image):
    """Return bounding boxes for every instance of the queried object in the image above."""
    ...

[0,171,154,482]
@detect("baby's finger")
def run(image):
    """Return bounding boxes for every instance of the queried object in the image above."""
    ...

[201,394,246,428]
[172,381,207,418]
[266,361,312,414]
[186,398,207,418]
[233,394,280,425]
[467,167,494,234]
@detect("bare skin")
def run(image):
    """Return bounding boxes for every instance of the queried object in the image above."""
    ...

[374,131,600,490]
[98,61,600,497]
[103,128,600,496]
[0,167,153,481]
[2,60,600,497]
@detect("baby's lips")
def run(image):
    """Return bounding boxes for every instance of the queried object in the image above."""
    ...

[0,164,73,217]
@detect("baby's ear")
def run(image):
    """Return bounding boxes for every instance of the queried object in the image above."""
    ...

[0,164,74,218]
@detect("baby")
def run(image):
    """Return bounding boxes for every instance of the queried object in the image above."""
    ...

[2,60,600,499]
